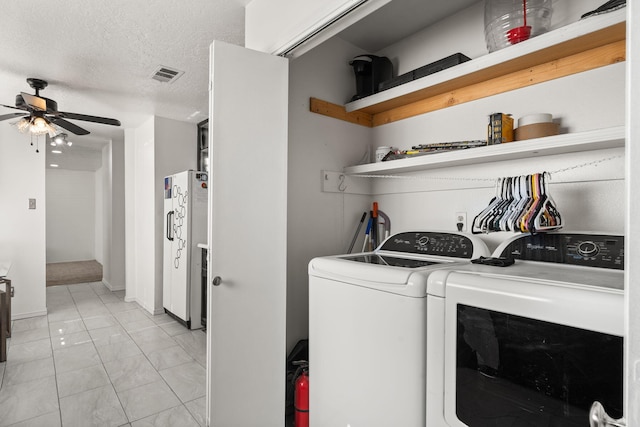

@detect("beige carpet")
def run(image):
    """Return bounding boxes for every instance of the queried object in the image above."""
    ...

[46,260,103,287]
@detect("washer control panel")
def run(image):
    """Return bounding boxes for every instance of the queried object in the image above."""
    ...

[498,233,624,270]
[380,232,477,259]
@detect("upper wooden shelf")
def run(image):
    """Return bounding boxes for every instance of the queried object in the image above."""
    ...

[310,9,626,127]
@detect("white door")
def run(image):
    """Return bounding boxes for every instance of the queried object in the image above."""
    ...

[206,40,288,427]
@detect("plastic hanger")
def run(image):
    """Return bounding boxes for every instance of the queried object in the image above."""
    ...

[472,178,506,233]
[533,172,562,231]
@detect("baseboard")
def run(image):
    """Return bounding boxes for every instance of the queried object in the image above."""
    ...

[102,279,125,292]
[12,308,48,321]
[122,296,163,316]
[145,303,164,315]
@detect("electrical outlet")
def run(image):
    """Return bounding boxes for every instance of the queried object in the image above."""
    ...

[28,198,36,210]
[455,212,467,232]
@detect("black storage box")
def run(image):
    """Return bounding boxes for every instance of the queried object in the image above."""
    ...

[378,52,471,92]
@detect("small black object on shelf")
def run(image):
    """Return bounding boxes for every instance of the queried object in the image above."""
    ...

[349,55,393,102]
[581,0,625,19]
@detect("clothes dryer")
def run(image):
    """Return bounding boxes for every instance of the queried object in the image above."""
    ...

[308,231,490,427]
[426,232,625,427]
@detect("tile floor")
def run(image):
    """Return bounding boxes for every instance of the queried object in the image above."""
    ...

[0,282,207,427]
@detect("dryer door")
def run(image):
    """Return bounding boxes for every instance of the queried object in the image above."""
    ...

[441,272,624,427]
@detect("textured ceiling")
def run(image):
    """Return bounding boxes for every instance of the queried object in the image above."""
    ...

[0,0,249,169]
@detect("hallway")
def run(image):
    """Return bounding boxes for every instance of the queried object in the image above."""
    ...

[0,282,207,426]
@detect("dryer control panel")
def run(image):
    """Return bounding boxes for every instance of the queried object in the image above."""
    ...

[497,233,624,270]
[380,232,478,259]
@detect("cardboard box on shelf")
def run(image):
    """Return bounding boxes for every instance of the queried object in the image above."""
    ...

[488,113,514,145]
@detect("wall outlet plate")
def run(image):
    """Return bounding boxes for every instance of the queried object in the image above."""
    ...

[28,198,36,209]
[456,211,467,232]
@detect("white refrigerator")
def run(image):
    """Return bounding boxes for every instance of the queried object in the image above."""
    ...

[163,170,208,329]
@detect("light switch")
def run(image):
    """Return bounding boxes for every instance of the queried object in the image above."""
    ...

[28,198,36,209]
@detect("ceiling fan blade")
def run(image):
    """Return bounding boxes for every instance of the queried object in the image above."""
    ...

[20,92,47,111]
[0,113,27,122]
[1,103,27,111]
[58,111,121,126]
[49,117,90,135]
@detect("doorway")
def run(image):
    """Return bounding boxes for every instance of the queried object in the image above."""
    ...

[45,136,109,287]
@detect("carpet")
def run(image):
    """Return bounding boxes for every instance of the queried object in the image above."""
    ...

[46,260,103,287]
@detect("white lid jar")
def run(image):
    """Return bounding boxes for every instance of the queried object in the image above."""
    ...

[375,146,392,162]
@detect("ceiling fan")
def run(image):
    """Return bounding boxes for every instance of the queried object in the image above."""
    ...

[0,78,121,136]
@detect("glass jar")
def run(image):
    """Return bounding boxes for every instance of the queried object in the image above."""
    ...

[484,0,553,53]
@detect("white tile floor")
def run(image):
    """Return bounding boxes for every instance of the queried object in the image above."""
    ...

[0,282,207,427]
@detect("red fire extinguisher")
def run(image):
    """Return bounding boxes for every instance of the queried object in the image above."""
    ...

[294,361,309,427]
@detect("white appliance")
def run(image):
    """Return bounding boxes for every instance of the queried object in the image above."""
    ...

[163,170,208,329]
[308,231,490,427]
[426,232,625,427]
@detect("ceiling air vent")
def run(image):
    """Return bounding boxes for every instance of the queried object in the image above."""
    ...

[151,66,184,83]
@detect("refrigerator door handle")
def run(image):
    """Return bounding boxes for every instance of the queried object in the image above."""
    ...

[167,210,175,241]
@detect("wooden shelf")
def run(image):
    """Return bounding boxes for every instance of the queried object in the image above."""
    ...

[344,127,625,175]
[310,9,626,127]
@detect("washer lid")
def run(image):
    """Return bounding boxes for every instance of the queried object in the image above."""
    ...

[310,256,418,285]
[340,254,442,268]
[308,255,470,297]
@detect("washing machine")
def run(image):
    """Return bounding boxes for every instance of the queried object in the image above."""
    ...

[425,232,625,427]
[308,231,490,427]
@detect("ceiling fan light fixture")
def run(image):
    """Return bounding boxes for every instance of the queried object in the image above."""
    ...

[33,116,47,129]
[15,115,57,137]
[15,117,31,133]
[52,133,72,146]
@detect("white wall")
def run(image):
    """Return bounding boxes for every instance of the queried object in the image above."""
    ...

[95,163,104,264]
[109,136,126,290]
[46,169,97,263]
[96,137,126,292]
[0,127,47,319]
[287,36,374,351]
[124,128,136,301]
[124,116,196,314]
[125,117,155,311]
